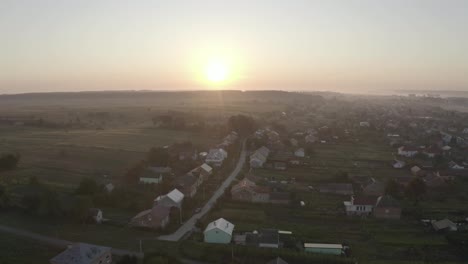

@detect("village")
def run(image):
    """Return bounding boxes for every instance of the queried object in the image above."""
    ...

[1,91,468,263]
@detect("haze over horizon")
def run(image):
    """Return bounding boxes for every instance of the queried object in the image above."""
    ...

[2,0,468,94]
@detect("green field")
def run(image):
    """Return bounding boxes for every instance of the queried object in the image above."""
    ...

[0,125,218,188]
[0,232,61,264]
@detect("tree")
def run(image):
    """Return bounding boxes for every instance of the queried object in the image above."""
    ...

[0,185,11,209]
[147,147,169,167]
[227,114,256,137]
[0,153,20,171]
[123,161,146,185]
[304,143,315,156]
[70,196,94,223]
[385,179,401,197]
[38,189,62,216]
[405,178,426,204]
[76,177,99,195]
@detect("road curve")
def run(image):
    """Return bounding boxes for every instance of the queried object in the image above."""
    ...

[158,141,247,242]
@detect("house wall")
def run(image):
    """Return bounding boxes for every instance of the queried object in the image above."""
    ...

[232,189,253,202]
[259,243,279,248]
[305,247,342,255]
[250,159,263,168]
[252,193,270,203]
[345,205,373,216]
[374,207,401,219]
[139,177,162,184]
[88,251,112,264]
[204,229,232,244]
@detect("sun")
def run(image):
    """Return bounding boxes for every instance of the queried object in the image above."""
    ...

[204,59,230,83]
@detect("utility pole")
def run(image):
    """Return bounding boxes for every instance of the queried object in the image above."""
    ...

[139,239,142,254]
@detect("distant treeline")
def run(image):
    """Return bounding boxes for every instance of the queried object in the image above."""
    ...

[0,90,324,105]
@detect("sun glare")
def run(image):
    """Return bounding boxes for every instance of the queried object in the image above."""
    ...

[204,59,230,84]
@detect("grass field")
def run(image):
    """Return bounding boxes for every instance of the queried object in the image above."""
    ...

[0,125,218,189]
[0,232,61,264]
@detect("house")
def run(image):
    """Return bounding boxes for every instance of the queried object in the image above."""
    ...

[294,148,305,158]
[204,218,235,244]
[130,204,171,229]
[304,243,343,256]
[50,243,111,264]
[231,178,270,203]
[269,192,290,205]
[394,175,413,188]
[258,229,280,248]
[423,146,442,158]
[200,163,213,177]
[423,173,447,188]
[411,166,424,176]
[398,146,419,157]
[139,167,172,184]
[266,257,289,264]
[348,174,374,188]
[266,151,292,170]
[104,183,114,193]
[393,160,406,169]
[442,145,452,151]
[290,138,299,147]
[175,174,199,198]
[205,148,228,167]
[448,161,464,170]
[250,146,270,168]
[318,183,354,195]
[419,160,434,170]
[154,188,184,208]
[343,196,376,216]
[440,132,453,144]
[305,134,317,143]
[432,219,457,232]
[374,195,401,219]
[168,142,198,161]
[360,121,370,127]
[363,181,385,196]
[88,208,103,224]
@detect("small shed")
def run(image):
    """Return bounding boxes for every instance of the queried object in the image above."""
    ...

[304,243,343,255]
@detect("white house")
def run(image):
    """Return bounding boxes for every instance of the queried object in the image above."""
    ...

[448,161,464,170]
[343,196,375,216]
[104,183,114,193]
[294,148,305,158]
[139,167,172,184]
[393,160,406,169]
[432,219,458,231]
[250,146,269,168]
[398,146,419,157]
[204,218,235,244]
[154,188,184,208]
[88,208,103,224]
[205,148,228,167]
[200,163,213,175]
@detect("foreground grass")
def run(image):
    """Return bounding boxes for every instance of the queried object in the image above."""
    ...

[0,232,61,264]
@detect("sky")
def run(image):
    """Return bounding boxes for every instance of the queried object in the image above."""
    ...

[1,0,468,94]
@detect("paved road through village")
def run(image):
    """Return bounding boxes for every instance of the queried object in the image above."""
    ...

[158,141,247,242]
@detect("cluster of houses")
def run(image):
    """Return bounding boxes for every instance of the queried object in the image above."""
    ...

[203,218,347,257]
[129,131,240,230]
